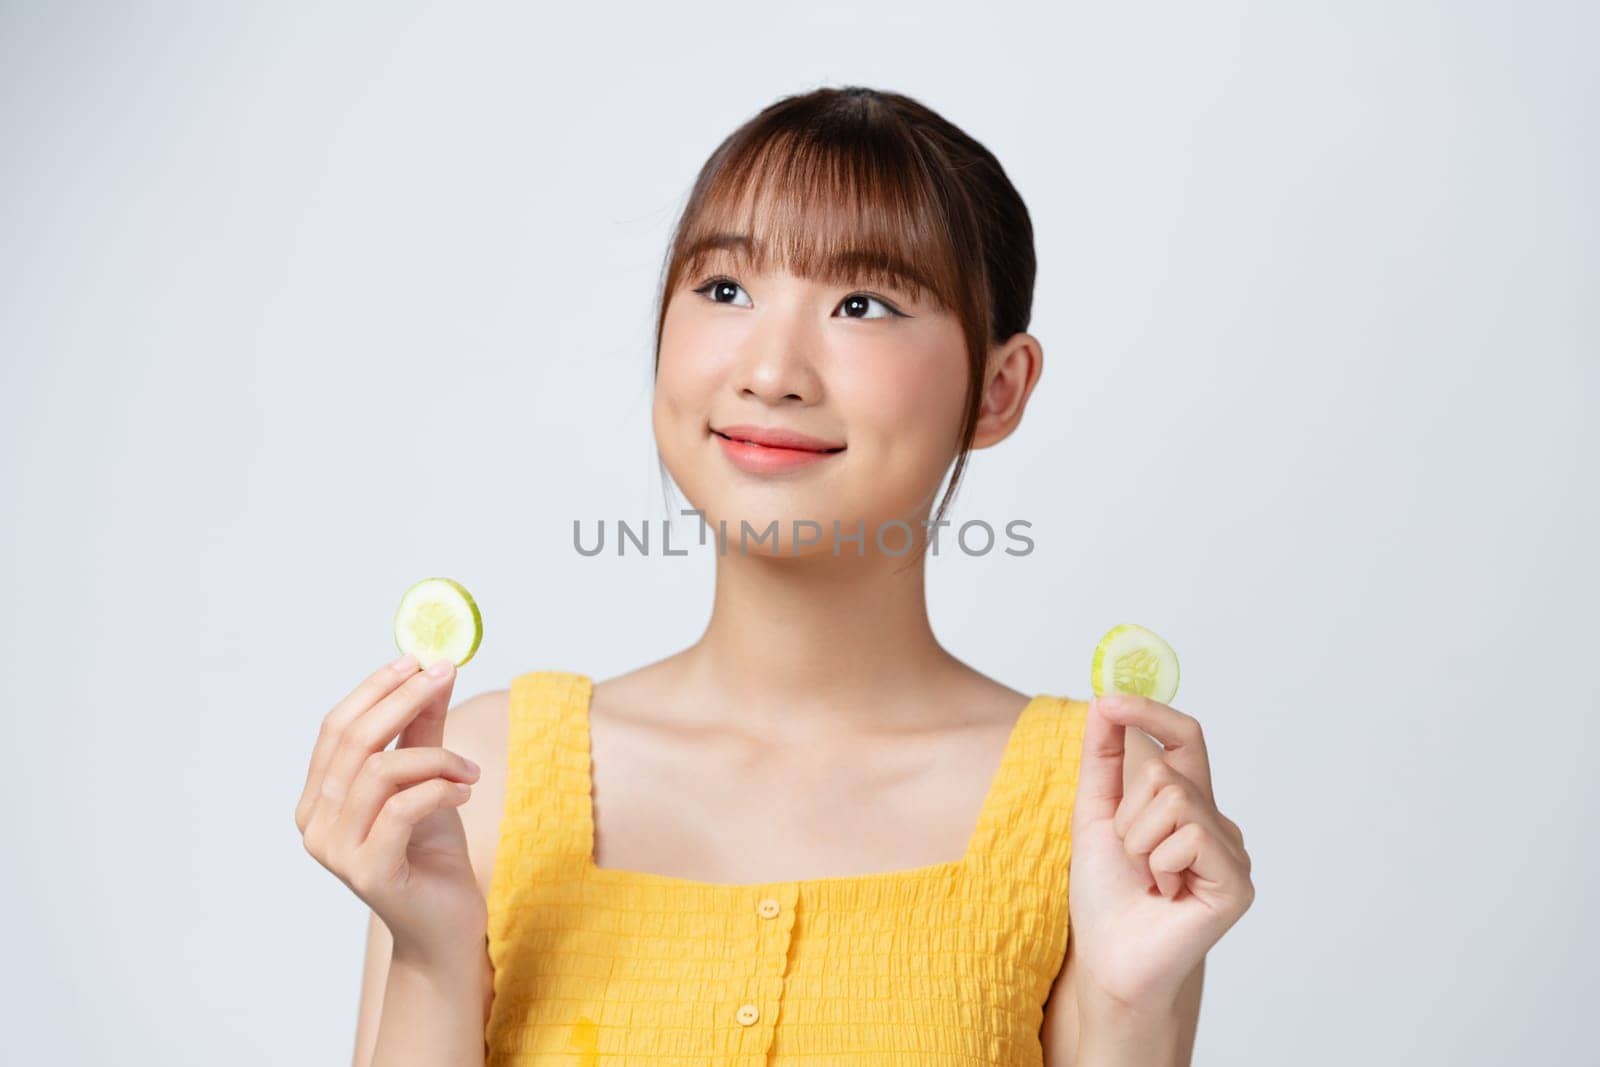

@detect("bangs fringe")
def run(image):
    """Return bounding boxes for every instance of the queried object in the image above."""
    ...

[674,127,968,314]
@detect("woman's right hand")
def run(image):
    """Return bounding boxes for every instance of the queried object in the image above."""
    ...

[295,655,485,968]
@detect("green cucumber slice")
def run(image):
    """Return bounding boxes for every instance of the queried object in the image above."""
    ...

[393,577,482,670]
[1090,623,1179,703]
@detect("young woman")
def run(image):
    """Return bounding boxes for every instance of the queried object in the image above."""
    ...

[297,85,1254,1067]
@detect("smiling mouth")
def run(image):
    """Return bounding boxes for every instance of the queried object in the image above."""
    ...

[711,430,846,454]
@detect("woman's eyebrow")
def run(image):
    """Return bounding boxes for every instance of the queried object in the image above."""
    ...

[686,231,934,298]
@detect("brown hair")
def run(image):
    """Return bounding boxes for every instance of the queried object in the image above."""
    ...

[652,85,1036,556]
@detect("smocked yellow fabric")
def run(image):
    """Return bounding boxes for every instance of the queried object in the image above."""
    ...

[485,670,1089,1065]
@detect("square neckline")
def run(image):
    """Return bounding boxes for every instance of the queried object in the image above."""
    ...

[560,671,1048,892]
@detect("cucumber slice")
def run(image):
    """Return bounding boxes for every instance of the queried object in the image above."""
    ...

[1090,623,1179,703]
[393,577,482,670]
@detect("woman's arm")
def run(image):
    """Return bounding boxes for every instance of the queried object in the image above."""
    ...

[352,911,390,1067]
[1044,944,1204,1066]
[354,912,494,1067]
[367,933,493,1066]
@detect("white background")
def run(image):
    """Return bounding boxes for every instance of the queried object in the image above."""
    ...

[2,1,1593,1063]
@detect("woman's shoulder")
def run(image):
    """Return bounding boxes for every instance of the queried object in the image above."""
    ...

[950,668,1083,727]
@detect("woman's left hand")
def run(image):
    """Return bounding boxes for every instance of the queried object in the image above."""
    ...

[1067,694,1255,1012]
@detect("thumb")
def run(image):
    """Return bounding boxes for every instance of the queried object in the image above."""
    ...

[396,660,455,750]
[1074,697,1127,825]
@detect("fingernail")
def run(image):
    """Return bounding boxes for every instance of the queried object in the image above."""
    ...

[463,758,480,775]
[391,653,416,673]
[427,658,453,678]
[454,781,471,796]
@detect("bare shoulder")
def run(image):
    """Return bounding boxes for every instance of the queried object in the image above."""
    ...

[440,685,513,900]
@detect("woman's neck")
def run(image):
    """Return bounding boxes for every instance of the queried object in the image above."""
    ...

[673,546,965,737]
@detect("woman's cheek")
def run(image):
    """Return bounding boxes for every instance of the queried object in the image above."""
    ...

[850,353,964,451]
[844,415,961,516]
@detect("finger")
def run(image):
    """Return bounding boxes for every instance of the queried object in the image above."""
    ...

[329,747,481,857]
[296,655,420,832]
[1110,759,1178,887]
[1216,810,1245,851]
[1122,780,1246,894]
[1152,861,1183,900]
[318,665,457,809]
[1094,695,1213,804]
[1126,775,1244,857]
[396,659,455,752]
[351,778,474,884]
[1113,754,1189,840]
[1148,822,1247,904]
[1121,783,1189,896]
[1073,698,1128,825]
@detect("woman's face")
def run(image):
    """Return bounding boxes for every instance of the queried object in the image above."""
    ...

[653,246,970,559]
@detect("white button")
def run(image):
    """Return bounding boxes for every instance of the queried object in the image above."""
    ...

[756,897,781,919]
[736,1003,760,1026]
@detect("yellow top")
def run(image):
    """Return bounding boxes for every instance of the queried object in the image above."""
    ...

[485,670,1090,1065]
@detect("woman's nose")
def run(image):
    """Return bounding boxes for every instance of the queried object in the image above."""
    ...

[733,319,824,404]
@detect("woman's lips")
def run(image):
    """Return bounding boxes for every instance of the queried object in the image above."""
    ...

[713,424,845,451]
[712,429,845,474]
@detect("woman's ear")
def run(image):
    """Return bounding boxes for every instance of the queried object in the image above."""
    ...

[970,332,1043,450]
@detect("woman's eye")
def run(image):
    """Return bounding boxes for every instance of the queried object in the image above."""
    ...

[835,293,899,320]
[691,277,904,319]
[695,277,752,308]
